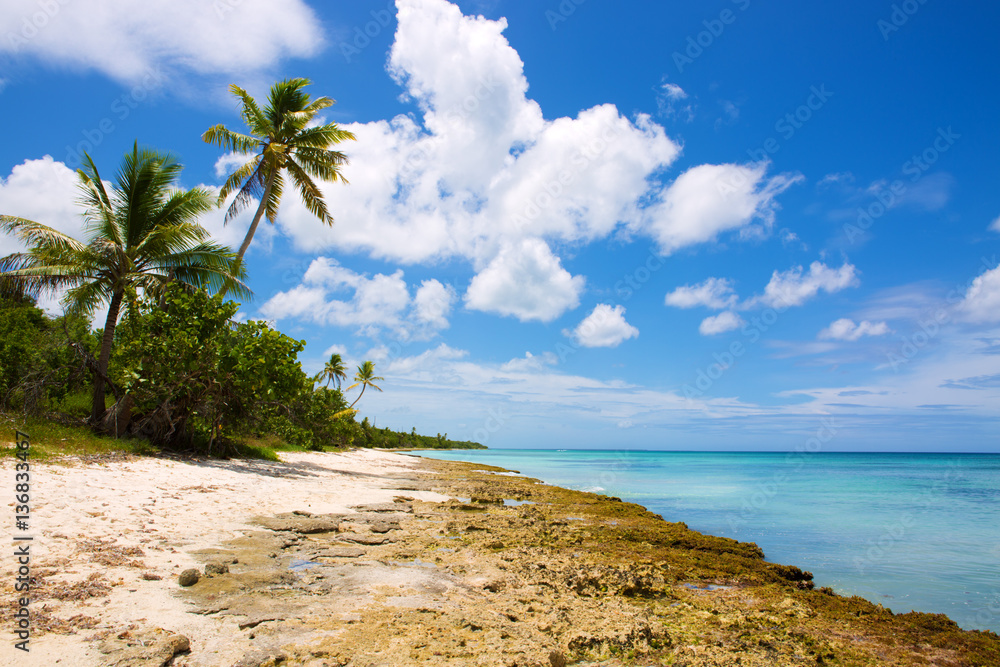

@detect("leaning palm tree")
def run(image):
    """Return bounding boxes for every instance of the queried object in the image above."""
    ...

[0,143,249,426]
[315,352,348,389]
[202,77,355,289]
[347,360,384,409]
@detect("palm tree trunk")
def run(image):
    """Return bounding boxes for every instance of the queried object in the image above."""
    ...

[220,168,277,298]
[349,385,366,409]
[91,288,124,424]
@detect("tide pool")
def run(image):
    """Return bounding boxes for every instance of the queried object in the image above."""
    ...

[417,449,1000,632]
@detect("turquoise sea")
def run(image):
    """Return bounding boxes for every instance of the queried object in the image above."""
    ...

[417,450,1000,633]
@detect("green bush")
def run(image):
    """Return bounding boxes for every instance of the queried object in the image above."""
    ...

[0,297,92,414]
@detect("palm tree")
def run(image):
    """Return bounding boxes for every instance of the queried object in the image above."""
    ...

[202,78,356,285]
[347,360,384,409]
[316,352,348,389]
[0,143,248,425]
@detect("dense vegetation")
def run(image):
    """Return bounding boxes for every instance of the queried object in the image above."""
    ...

[0,77,482,457]
[0,291,483,455]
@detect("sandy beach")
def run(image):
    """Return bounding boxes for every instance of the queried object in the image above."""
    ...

[1,450,453,666]
[3,450,998,667]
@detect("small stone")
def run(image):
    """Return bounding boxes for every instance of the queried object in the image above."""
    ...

[371,522,392,534]
[141,572,162,581]
[549,650,567,667]
[166,633,190,654]
[178,569,200,587]
[205,562,229,576]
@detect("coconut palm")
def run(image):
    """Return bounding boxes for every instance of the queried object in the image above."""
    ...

[0,143,249,425]
[347,360,384,409]
[202,77,355,288]
[316,352,348,389]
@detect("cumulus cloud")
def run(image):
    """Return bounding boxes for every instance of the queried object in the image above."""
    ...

[259,257,454,340]
[0,156,84,256]
[501,351,558,372]
[272,0,797,319]
[755,261,859,309]
[699,311,745,336]
[640,163,802,254]
[958,266,1000,323]
[413,279,457,330]
[819,318,891,341]
[567,304,639,348]
[665,277,737,310]
[0,0,323,84]
[464,238,584,322]
[276,0,682,271]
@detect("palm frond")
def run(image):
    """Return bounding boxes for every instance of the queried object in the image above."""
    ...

[286,160,333,225]
[230,84,272,136]
[0,216,88,255]
[202,125,259,154]
[264,172,285,223]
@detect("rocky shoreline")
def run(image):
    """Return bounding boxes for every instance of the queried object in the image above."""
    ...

[5,452,999,666]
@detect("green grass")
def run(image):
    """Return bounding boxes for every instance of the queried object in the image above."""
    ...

[0,410,301,462]
[0,411,158,461]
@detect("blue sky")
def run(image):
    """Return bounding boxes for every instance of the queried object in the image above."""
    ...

[2,0,999,451]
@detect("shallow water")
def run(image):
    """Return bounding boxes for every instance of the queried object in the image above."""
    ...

[419,449,1000,632]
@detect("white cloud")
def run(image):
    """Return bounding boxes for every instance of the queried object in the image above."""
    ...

[989,215,1000,233]
[214,153,254,180]
[0,0,323,84]
[464,238,584,322]
[817,172,854,189]
[277,0,683,269]
[655,81,693,120]
[958,266,1000,323]
[322,344,348,358]
[568,304,639,348]
[259,257,453,340]
[0,156,84,256]
[640,163,802,254]
[665,277,737,310]
[501,351,558,372]
[699,311,745,336]
[819,318,891,341]
[755,261,859,309]
[413,279,457,330]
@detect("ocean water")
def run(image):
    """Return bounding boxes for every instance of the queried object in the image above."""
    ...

[417,450,1000,633]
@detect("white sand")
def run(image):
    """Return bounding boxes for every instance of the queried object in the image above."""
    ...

[0,450,448,666]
